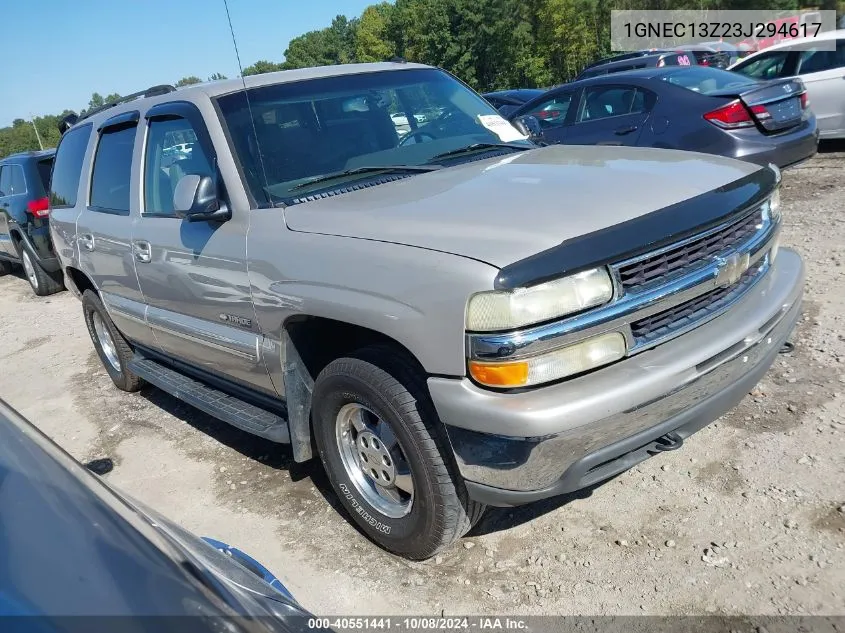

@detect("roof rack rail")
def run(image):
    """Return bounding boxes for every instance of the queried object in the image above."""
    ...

[81,84,177,121]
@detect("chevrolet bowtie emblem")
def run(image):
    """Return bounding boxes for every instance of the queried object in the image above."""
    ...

[715,252,751,287]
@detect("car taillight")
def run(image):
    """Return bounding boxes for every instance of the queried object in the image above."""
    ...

[26,197,50,218]
[800,92,809,109]
[749,104,772,120]
[703,100,754,129]
[535,110,561,120]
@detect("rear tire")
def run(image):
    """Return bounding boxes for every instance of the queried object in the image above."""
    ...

[82,290,143,392]
[312,345,485,559]
[20,243,63,296]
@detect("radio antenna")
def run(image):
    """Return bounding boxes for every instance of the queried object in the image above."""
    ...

[222,0,271,204]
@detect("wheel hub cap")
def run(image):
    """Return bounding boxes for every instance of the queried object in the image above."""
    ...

[22,252,37,288]
[92,313,121,372]
[335,403,414,519]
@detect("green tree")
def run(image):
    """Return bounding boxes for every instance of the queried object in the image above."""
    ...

[356,3,395,62]
[175,76,202,87]
[241,60,285,76]
[283,15,359,69]
[87,93,105,110]
[207,72,228,81]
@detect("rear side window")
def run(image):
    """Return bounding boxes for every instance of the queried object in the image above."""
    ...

[0,167,10,197]
[90,125,136,214]
[797,41,845,74]
[0,164,26,196]
[578,86,649,122]
[36,158,53,193]
[733,51,790,80]
[50,125,92,208]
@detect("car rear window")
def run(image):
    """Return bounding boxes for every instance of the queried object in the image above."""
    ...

[36,158,53,194]
[50,124,92,208]
[661,66,758,95]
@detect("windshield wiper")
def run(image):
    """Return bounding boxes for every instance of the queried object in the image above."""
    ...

[288,165,440,192]
[428,142,531,162]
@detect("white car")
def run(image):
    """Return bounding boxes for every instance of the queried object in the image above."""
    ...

[730,29,845,139]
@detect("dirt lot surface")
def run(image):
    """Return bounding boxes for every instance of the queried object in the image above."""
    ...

[1,145,844,616]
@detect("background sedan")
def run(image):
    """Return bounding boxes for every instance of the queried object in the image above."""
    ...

[508,66,818,168]
[729,29,845,140]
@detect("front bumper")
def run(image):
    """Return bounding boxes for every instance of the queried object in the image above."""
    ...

[430,248,804,506]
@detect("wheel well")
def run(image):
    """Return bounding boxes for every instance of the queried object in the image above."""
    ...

[65,267,97,297]
[9,229,22,253]
[285,316,424,380]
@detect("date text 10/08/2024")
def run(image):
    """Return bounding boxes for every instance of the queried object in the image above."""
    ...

[307,618,529,630]
[623,20,822,40]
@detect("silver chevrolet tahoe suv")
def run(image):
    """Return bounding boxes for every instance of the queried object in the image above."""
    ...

[49,62,803,560]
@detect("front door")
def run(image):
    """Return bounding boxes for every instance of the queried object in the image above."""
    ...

[131,103,274,394]
[564,85,652,147]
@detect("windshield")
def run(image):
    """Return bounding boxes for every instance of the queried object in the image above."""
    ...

[216,68,531,205]
[661,66,758,94]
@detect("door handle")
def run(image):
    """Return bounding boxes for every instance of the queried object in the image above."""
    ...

[133,240,152,263]
[78,234,95,252]
[614,125,638,136]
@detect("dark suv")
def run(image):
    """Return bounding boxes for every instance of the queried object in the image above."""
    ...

[0,150,64,296]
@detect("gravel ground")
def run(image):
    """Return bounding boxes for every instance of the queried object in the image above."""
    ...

[0,145,843,616]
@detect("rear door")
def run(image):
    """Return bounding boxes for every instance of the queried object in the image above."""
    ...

[0,163,28,257]
[74,112,154,347]
[795,39,845,136]
[0,165,15,257]
[564,84,654,146]
[131,101,274,393]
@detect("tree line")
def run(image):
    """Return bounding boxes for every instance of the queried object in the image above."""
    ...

[0,74,225,160]
[2,0,839,160]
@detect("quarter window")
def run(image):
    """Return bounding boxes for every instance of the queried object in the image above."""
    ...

[50,124,91,208]
[578,86,647,122]
[90,125,137,214]
[144,117,212,216]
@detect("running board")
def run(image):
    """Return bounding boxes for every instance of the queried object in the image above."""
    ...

[128,356,289,443]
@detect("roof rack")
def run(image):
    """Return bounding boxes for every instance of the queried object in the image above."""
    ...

[58,84,177,134]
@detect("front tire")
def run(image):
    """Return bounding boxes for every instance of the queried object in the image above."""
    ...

[0,259,11,276]
[312,345,485,559]
[20,243,63,296]
[82,290,143,392]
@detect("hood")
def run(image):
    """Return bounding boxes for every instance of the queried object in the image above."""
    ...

[283,145,762,269]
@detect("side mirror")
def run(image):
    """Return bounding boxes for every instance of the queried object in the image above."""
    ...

[513,115,543,139]
[173,175,230,222]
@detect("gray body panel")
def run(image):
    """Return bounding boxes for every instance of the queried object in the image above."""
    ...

[284,145,760,267]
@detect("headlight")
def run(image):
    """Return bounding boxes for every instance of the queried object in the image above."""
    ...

[768,187,781,223]
[468,332,627,388]
[466,267,614,332]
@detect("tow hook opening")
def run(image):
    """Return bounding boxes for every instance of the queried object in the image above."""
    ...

[779,341,795,355]
[650,431,684,453]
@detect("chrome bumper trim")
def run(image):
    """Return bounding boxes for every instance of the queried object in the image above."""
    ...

[468,209,777,362]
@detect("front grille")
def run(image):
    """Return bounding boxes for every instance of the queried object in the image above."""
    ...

[631,261,764,344]
[617,209,762,292]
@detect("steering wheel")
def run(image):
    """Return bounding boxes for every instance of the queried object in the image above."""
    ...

[398,129,438,146]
